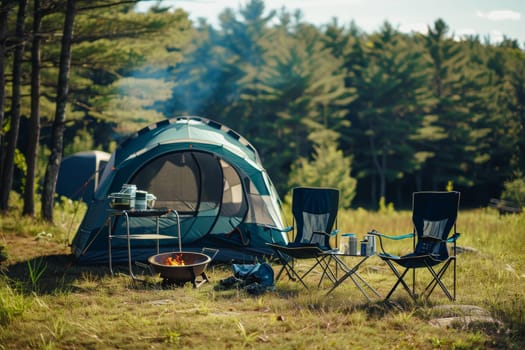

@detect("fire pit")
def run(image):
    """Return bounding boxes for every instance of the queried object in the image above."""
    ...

[147,210,217,288]
[148,251,212,288]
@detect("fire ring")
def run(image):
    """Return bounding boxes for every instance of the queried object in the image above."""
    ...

[148,251,212,288]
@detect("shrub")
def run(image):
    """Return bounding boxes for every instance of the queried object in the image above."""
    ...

[288,129,357,208]
[501,173,525,207]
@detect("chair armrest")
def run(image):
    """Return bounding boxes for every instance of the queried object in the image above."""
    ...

[312,229,339,236]
[312,231,330,238]
[368,229,414,240]
[312,230,338,250]
[447,232,461,243]
[368,229,414,254]
[341,233,356,237]
[263,225,293,243]
[312,229,340,250]
[262,225,293,233]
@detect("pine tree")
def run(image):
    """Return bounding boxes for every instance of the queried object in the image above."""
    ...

[259,19,352,193]
[420,19,497,191]
[288,128,356,208]
[344,22,433,204]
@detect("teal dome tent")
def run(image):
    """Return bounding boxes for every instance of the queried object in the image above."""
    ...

[71,117,288,264]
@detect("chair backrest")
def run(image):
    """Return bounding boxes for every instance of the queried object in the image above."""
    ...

[291,187,339,248]
[412,191,460,259]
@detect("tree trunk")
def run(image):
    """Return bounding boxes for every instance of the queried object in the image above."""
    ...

[370,174,377,208]
[41,0,76,222]
[368,129,387,205]
[415,171,422,191]
[379,150,387,200]
[0,1,15,174]
[0,0,27,212]
[23,0,42,216]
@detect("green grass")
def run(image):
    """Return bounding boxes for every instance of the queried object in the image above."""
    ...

[1,199,524,349]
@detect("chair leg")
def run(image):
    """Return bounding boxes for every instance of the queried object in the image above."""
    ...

[274,264,287,281]
[453,256,456,300]
[294,257,330,289]
[412,268,416,299]
[423,259,455,301]
[317,256,338,287]
[383,257,457,302]
[272,252,348,290]
[273,250,297,282]
[383,260,418,301]
[277,258,310,289]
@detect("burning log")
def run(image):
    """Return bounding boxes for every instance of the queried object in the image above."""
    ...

[164,253,185,266]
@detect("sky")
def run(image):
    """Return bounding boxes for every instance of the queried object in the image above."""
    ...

[138,0,525,45]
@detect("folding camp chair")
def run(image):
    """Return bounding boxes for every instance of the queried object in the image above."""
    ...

[369,191,461,301]
[266,187,339,289]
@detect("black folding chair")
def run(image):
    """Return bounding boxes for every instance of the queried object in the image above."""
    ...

[370,191,461,301]
[267,187,339,289]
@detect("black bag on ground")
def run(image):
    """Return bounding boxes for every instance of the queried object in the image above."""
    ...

[216,263,275,295]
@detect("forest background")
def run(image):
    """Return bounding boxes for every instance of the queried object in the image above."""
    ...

[0,0,524,222]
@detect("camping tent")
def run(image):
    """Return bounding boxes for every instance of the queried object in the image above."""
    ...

[56,150,111,202]
[71,116,288,264]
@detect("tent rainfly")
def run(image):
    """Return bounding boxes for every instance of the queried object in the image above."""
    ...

[71,116,288,264]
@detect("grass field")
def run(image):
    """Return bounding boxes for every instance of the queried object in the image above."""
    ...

[1,199,524,349]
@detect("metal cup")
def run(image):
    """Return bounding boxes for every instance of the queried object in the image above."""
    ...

[366,235,376,255]
[349,236,358,255]
[342,233,358,255]
[360,240,367,256]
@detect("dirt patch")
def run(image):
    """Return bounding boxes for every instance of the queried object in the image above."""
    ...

[1,233,69,263]
[1,234,108,294]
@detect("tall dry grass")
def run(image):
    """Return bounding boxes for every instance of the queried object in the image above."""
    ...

[0,199,524,349]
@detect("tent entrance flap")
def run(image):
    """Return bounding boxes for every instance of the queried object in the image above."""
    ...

[130,150,250,242]
[131,151,223,214]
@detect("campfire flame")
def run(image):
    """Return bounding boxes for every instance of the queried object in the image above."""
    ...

[164,254,185,266]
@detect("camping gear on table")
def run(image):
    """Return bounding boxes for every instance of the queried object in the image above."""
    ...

[134,190,157,210]
[341,233,358,255]
[108,185,157,210]
[108,184,137,210]
[71,116,288,264]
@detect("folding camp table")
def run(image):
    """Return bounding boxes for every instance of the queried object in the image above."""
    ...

[107,208,180,279]
[321,251,381,301]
